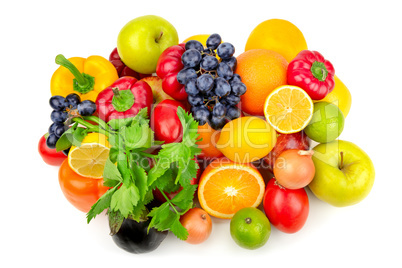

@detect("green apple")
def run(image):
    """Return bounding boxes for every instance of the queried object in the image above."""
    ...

[117,15,179,74]
[140,76,173,107]
[309,140,375,207]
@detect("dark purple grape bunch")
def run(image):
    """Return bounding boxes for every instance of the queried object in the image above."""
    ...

[177,34,247,130]
[47,93,96,151]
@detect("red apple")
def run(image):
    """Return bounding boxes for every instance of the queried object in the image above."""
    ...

[109,47,151,79]
[140,76,174,107]
[263,131,310,172]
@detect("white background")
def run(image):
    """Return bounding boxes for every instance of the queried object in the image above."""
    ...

[1,0,401,267]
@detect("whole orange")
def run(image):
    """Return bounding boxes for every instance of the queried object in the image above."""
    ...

[196,123,223,160]
[235,49,288,116]
[245,19,307,62]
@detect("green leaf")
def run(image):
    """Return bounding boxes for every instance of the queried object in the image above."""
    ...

[117,151,131,185]
[123,123,152,150]
[177,159,198,187]
[55,123,77,152]
[110,184,140,218]
[71,127,88,147]
[169,218,189,241]
[103,158,123,188]
[108,117,134,131]
[171,184,197,211]
[86,185,119,223]
[132,163,148,201]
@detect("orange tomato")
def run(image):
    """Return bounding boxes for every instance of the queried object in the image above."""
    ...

[58,159,110,213]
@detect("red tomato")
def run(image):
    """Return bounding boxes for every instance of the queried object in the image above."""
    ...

[263,178,309,234]
[180,208,212,244]
[58,159,110,213]
[150,99,187,144]
[38,135,66,166]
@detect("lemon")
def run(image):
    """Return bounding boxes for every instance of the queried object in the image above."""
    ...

[318,75,352,118]
[182,34,210,46]
[68,132,110,178]
[230,207,271,250]
[245,19,307,62]
[216,116,277,163]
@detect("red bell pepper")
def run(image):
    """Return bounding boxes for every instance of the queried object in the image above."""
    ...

[156,44,188,101]
[150,99,187,144]
[287,50,335,100]
[109,48,151,80]
[96,76,153,122]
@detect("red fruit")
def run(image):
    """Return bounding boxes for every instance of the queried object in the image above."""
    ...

[263,178,309,234]
[150,99,187,144]
[263,131,310,172]
[109,47,150,79]
[38,135,67,166]
[156,44,188,101]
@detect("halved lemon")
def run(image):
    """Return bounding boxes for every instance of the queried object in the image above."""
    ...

[68,133,110,178]
[264,85,313,134]
[198,157,265,219]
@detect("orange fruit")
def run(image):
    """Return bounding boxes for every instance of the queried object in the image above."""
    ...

[264,85,313,134]
[216,116,276,163]
[235,49,288,116]
[245,19,307,62]
[196,123,223,159]
[198,157,265,219]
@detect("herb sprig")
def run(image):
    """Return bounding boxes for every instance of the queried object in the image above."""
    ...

[60,107,201,239]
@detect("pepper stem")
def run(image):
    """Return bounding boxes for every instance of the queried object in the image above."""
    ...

[311,61,328,82]
[55,54,95,94]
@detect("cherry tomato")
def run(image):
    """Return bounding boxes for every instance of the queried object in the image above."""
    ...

[263,178,309,234]
[38,135,66,166]
[58,159,110,213]
[273,149,315,189]
[180,208,212,244]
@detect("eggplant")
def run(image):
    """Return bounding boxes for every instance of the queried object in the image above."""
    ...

[111,218,168,254]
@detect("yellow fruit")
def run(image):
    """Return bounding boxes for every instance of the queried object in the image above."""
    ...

[264,85,313,134]
[245,19,308,62]
[318,75,352,117]
[182,34,210,46]
[68,133,110,178]
[235,49,288,116]
[216,116,277,163]
[198,157,265,219]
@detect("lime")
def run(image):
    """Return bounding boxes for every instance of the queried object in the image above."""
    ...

[230,207,271,250]
[304,102,345,143]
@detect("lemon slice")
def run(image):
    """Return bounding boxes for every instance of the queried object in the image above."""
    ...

[68,133,110,178]
[264,85,313,134]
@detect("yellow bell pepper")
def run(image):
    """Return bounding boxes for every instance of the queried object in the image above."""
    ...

[50,54,119,102]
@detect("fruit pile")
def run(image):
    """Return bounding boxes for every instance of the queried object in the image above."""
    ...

[38,15,375,253]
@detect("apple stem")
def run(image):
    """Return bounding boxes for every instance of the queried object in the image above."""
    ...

[340,151,344,169]
[298,150,314,156]
[155,31,163,43]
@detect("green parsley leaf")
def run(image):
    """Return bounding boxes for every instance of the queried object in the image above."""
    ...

[86,185,119,223]
[131,163,148,201]
[110,184,140,218]
[170,184,197,212]
[102,158,123,188]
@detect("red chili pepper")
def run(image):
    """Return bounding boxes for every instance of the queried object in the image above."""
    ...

[95,76,153,122]
[287,50,335,100]
[156,44,188,101]
[150,99,187,144]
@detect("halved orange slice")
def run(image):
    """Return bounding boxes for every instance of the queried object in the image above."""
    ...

[264,85,313,134]
[198,157,265,219]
